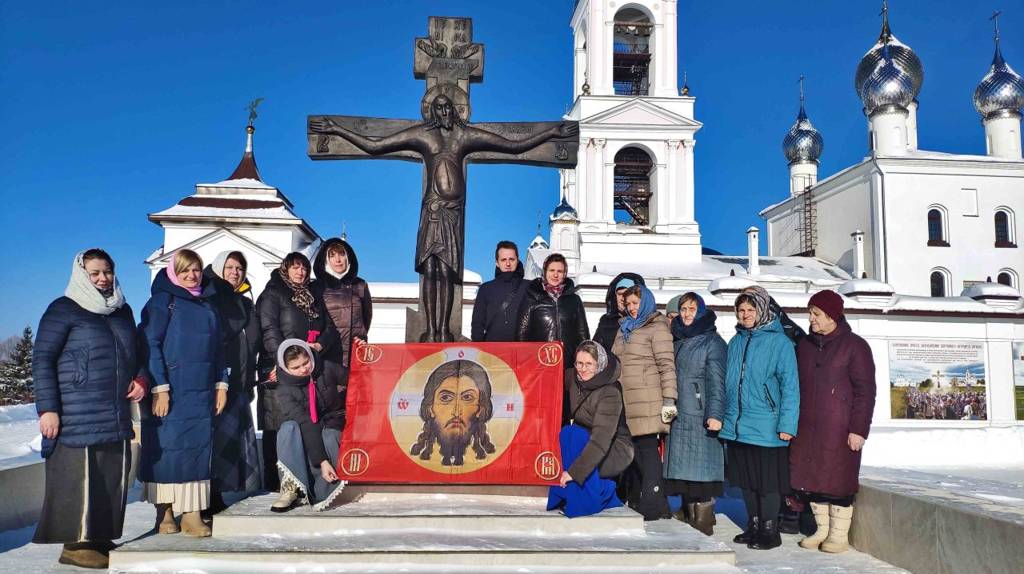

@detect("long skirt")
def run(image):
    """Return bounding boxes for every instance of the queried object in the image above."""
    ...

[211,391,261,493]
[33,440,131,544]
[725,440,790,494]
[547,425,623,518]
[141,480,210,513]
[276,421,344,511]
[664,479,723,500]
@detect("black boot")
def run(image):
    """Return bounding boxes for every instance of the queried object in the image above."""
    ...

[636,485,670,521]
[779,507,800,534]
[749,518,782,550]
[733,515,760,544]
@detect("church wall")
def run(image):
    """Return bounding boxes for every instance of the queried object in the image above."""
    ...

[881,168,1024,296]
[813,178,874,276]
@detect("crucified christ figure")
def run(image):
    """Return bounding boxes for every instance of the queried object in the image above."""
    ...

[310,94,578,342]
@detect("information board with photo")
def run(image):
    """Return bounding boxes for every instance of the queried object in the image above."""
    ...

[1013,342,1024,420]
[888,340,987,420]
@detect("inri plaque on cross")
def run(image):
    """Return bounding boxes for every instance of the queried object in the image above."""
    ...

[308,16,578,343]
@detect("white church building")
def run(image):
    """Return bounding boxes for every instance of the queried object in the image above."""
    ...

[147,1,1024,426]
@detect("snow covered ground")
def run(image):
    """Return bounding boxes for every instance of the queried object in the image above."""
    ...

[0,404,40,470]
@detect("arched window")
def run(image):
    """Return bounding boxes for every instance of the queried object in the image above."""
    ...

[613,8,652,96]
[927,207,949,246]
[995,209,1016,248]
[614,147,653,225]
[930,269,950,298]
[997,269,1018,289]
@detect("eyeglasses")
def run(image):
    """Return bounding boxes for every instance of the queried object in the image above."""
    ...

[574,361,597,369]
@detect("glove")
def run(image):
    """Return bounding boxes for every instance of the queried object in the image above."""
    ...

[661,405,678,424]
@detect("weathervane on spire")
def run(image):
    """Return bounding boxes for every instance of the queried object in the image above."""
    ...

[799,74,806,103]
[879,0,891,39]
[246,98,265,128]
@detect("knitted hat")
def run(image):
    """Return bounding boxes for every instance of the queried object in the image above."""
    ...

[666,294,683,315]
[808,290,844,322]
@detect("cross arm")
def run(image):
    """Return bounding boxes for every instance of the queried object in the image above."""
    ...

[466,121,579,168]
[307,116,423,162]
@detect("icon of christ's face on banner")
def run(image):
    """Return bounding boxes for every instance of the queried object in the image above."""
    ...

[410,359,495,466]
[389,347,525,475]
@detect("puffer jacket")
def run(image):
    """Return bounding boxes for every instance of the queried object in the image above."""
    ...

[593,272,646,353]
[515,278,590,362]
[663,311,726,483]
[611,311,678,436]
[33,297,138,454]
[138,269,224,484]
[564,354,634,484]
[311,238,372,368]
[256,272,339,430]
[471,262,527,342]
[203,266,259,397]
[719,317,799,448]
[274,341,345,469]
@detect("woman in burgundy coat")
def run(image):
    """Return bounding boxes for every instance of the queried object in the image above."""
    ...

[789,290,875,554]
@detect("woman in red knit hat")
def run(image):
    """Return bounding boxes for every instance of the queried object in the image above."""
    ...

[789,290,876,554]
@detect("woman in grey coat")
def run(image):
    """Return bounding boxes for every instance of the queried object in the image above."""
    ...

[663,292,726,535]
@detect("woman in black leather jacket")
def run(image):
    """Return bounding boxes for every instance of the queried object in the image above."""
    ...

[515,253,590,367]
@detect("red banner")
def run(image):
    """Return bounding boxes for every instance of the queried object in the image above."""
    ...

[337,342,564,485]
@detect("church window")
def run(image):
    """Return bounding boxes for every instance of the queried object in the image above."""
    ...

[614,147,653,225]
[613,8,652,96]
[995,209,1016,248]
[996,270,1017,288]
[929,269,950,298]
[927,207,948,246]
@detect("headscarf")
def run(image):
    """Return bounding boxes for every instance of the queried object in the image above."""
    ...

[276,339,319,424]
[211,250,251,294]
[619,284,657,342]
[575,340,608,381]
[735,288,774,330]
[64,250,125,315]
[670,292,717,340]
[666,294,683,316]
[167,250,203,297]
[277,268,319,320]
[543,280,566,300]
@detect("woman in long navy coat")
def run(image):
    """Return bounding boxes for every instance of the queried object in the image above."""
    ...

[139,249,227,538]
[33,249,145,569]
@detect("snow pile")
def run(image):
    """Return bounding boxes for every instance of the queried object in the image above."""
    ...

[863,426,1024,476]
[0,403,40,468]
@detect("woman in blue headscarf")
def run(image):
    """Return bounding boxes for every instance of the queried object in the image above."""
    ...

[611,284,677,520]
[663,292,727,536]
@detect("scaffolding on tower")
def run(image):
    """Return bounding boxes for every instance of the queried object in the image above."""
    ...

[795,184,817,256]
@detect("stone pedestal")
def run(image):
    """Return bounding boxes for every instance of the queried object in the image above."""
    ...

[109,486,738,574]
[404,281,468,342]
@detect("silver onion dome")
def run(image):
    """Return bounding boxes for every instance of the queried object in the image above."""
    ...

[860,43,916,115]
[551,196,578,220]
[974,31,1024,119]
[783,100,824,164]
[855,5,924,106]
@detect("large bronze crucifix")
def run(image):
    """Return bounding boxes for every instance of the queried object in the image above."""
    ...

[308,16,579,343]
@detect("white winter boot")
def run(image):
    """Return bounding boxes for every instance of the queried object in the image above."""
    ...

[819,504,853,553]
[798,502,831,550]
[270,482,300,513]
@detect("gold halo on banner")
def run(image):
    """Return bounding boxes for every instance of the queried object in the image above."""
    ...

[389,349,523,475]
[420,83,471,124]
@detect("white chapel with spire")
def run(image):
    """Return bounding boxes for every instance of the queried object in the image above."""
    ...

[146,113,320,300]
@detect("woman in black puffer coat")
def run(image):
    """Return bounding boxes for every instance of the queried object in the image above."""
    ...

[255,252,338,489]
[32,249,145,569]
[515,253,590,362]
[310,238,372,382]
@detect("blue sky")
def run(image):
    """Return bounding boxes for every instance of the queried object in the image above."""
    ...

[0,1,1015,335]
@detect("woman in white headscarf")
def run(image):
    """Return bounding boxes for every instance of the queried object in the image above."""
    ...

[32,249,146,569]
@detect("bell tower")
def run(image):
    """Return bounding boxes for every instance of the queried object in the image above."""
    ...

[562,0,703,269]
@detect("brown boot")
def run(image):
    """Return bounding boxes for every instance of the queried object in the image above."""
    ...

[691,499,717,536]
[180,510,212,537]
[58,543,108,569]
[155,503,179,534]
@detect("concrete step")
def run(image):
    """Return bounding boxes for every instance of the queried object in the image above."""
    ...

[111,518,736,573]
[110,488,737,573]
[214,490,643,536]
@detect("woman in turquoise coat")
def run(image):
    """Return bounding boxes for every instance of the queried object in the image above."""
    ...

[719,289,799,551]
